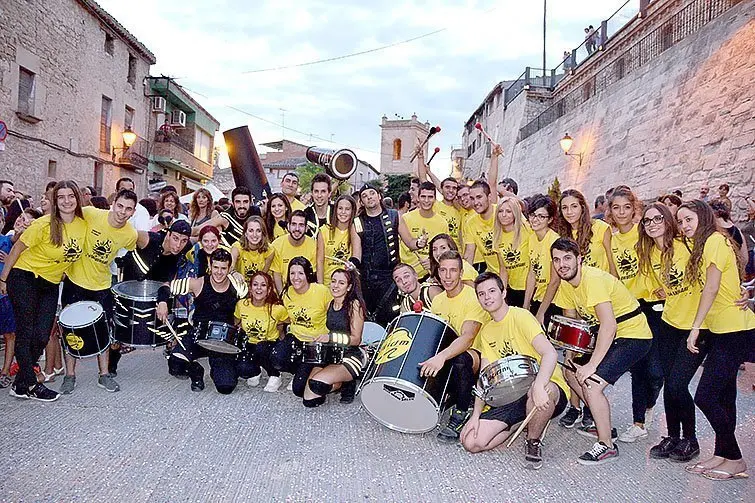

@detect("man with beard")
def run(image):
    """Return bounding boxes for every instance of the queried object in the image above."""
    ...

[418,153,463,250]
[270,210,318,292]
[303,173,332,237]
[281,172,306,212]
[200,186,260,247]
[463,180,498,274]
[0,180,16,220]
[392,262,441,313]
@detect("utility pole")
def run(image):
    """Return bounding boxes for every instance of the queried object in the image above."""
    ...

[543,0,547,80]
[279,108,287,139]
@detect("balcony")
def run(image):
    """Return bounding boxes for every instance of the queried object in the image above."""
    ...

[114,133,149,171]
[152,130,213,180]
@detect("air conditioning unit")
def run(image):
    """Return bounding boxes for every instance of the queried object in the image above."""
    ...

[151,96,166,112]
[170,109,186,127]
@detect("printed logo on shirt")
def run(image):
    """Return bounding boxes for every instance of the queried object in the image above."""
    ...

[481,231,494,254]
[243,317,266,342]
[328,241,349,263]
[500,244,523,268]
[532,259,544,284]
[583,248,596,267]
[575,307,598,326]
[487,338,516,359]
[615,250,638,280]
[291,308,313,329]
[88,239,113,264]
[63,239,83,263]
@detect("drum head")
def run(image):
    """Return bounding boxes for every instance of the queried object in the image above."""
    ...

[483,380,533,407]
[196,340,241,354]
[361,322,385,346]
[359,378,440,434]
[59,301,103,328]
[111,280,164,301]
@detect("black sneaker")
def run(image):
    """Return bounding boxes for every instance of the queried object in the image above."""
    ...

[576,424,618,440]
[191,378,205,392]
[668,437,700,463]
[437,408,468,442]
[582,406,594,428]
[577,441,619,466]
[558,406,582,428]
[339,380,357,404]
[27,383,60,402]
[524,438,543,470]
[649,436,681,459]
[8,383,30,400]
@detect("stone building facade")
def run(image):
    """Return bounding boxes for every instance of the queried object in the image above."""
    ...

[379,115,430,176]
[0,0,156,199]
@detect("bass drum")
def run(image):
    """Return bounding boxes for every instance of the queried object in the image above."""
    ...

[359,312,457,434]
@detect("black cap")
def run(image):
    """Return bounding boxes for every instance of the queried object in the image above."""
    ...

[359,183,381,195]
[169,220,192,237]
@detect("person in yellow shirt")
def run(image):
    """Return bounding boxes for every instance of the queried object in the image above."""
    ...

[494,196,531,307]
[462,181,498,276]
[234,271,288,393]
[551,237,652,466]
[558,189,613,272]
[461,272,569,470]
[270,210,318,292]
[231,216,274,278]
[456,183,485,269]
[264,193,291,241]
[317,195,360,286]
[416,150,463,249]
[429,250,490,442]
[428,233,476,286]
[0,181,87,402]
[523,195,561,325]
[281,172,306,212]
[399,182,449,277]
[392,262,442,313]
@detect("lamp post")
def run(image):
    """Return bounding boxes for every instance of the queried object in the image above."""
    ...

[112,126,137,161]
[559,133,583,166]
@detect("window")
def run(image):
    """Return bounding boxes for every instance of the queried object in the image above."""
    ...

[100,95,112,153]
[17,67,35,116]
[47,160,57,178]
[392,139,401,160]
[127,54,137,85]
[124,106,134,130]
[104,33,114,55]
[194,128,212,163]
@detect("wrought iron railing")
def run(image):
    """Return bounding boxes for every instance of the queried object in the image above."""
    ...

[115,133,148,169]
[154,129,194,153]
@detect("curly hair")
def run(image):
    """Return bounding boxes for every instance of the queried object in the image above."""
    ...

[606,186,643,228]
[246,270,281,319]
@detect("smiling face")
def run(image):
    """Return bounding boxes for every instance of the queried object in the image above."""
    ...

[250,275,269,303]
[438,257,462,292]
[470,187,489,214]
[288,215,306,241]
[418,187,435,211]
[233,194,251,219]
[560,196,582,225]
[476,278,505,313]
[289,264,308,291]
[676,207,698,238]
[610,196,634,227]
[56,187,79,216]
[641,207,666,239]
[163,195,177,211]
[528,207,552,233]
[552,248,580,282]
[457,186,472,210]
[270,198,286,219]
[311,181,329,208]
[245,220,263,247]
[336,199,353,225]
[210,258,230,283]
[441,180,458,202]
[392,265,418,295]
[330,271,350,299]
[200,231,219,254]
[111,196,136,227]
[431,238,452,262]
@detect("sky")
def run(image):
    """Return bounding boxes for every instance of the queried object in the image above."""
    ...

[98,0,638,177]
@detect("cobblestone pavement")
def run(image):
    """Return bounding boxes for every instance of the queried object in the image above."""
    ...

[0,350,752,503]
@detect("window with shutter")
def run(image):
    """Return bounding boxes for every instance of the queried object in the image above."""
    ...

[18,67,35,115]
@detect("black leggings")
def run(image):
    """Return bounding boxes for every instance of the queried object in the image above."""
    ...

[694,329,754,460]
[658,320,709,439]
[448,351,477,412]
[239,341,280,379]
[628,302,664,423]
[7,269,59,390]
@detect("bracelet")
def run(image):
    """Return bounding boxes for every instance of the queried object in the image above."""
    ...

[691,326,700,330]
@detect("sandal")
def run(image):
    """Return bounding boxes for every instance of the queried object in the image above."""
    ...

[702,469,749,481]
[685,463,708,474]
[41,370,56,383]
[0,374,12,388]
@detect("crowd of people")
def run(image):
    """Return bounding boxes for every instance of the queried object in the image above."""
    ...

[0,142,752,478]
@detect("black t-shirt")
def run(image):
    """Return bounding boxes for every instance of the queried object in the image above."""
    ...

[193,278,237,325]
[120,231,190,283]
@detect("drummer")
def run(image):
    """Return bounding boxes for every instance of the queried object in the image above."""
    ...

[392,262,442,313]
[426,250,490,442]
[159,248,248,394]
[550,237,653,465]
[461,272,569,470]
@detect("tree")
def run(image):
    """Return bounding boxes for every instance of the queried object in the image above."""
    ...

[548,177,562,203]
[295,162,324,194]
[384,173,411,202]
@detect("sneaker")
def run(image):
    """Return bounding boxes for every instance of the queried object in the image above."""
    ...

[578,441,619,465]
[263,376,282,393]
[559,406,582,428]
[576,424,618,440]
[286,379,294,391]
[618,424,648,443]
[9,383,30,399]
[60,375,76,395]
[97,374,120,393]
[524,438,543,470]
[339,380,357,404]
[644,408,655,429]
[650,436,681,459]
[247,375,261,387]
[668,437,700,463]
[581,406,594,428]
[27,383,60,402]
[191,378,205,392]
[437,408,468,443]
[0,374,12,388]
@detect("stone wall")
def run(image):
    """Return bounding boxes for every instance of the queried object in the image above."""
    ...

[0,0,153,200]
[379,115,429,176]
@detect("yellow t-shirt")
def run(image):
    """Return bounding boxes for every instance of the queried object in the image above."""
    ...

[321,225,352,286]
[270,234,317,275]
[702,233,755,334]
[272,221,288,240]
[433,201,463,249]
[463,206,499,273]
[232,242,273,278]
[402,209,450,275]
[283,283,332,341]
[432,285,490,336]
[557,266,652,340]
[473,307,570,398]
[611,224,654,300]
[496,224,532,290]
[573,219,611,271]
[289,198,306,212]
[462,260,478,282]
[528,228,559,302]
[234,300,289,343]
[15,215,87,284]
[654,239,702,330]
[68,207,138,290]
[460,207,484,264]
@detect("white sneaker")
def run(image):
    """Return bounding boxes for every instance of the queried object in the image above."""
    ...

[644,408,654,429]
[286,379,293,391]
[247,375,261,387]
[264,376,282,393]
[618,424,648,443]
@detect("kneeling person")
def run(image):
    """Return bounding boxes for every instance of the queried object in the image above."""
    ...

[461,272,569,469]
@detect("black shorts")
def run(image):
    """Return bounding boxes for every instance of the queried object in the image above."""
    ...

[507,288,525,308]
[479,386,568,425]
[595,337,652,385]
[341,346,367,379]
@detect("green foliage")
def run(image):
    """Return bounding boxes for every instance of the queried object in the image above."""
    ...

[384,173,411,202]
[548,177,562,203]
[295,162,324,193]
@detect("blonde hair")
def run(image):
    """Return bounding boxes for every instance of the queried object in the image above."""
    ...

[493,196,524,249]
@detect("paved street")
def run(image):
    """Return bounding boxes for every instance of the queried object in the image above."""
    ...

[0,349,752,503]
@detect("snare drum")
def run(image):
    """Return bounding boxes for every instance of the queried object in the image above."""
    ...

[195,321,240,354]
[58,301,112,359]
[299,341,345,365]
[477,356,539,407]
[547,315,596,354]
[112,280,170,347]
[359,312,457,434]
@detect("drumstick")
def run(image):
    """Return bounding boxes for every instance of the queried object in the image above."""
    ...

[506,407,538,448]
[164,319,186,350]
[474,122,495,144]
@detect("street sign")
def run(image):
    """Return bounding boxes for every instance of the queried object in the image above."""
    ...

[0,120,7,141]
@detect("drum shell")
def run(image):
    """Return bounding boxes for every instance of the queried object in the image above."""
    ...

[548,316,596,354]
[112,281,171,347]
[301,342,345,365]
[58,302,111,359]
[195,321,240,354]
[478,356,539,407]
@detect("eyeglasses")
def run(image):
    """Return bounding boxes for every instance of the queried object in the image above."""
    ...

[528,213,549,221]
[641,215,664,226]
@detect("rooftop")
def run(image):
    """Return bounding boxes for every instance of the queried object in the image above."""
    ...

[77,0,156,64]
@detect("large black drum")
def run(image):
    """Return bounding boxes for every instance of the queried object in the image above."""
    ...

[58,301,112,359]
[359,312,457,434]
[112,280,170,347]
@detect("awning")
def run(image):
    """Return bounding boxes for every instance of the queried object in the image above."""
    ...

[179,182,227,204]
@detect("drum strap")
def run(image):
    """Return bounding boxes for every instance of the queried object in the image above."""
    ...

[615,306,642,325]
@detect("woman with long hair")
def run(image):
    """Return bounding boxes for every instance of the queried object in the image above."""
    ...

[317,195,361,286]
[186,225,224,278]
[493,196,531,307]
[189,188,219,229]
[523,195,560,323]
[303,267,367,406]
[604,187,664,444]
[558,189,613,273]
[234,271,289,393]
[660,193,682,218]
[428,233,476,287]
[264,193,291,240]
[0,181,87,402]
[231,216,273,278]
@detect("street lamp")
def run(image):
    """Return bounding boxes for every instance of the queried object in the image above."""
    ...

[559,133,583,166]
[113,126,137,161]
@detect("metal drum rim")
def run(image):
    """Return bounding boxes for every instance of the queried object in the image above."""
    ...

[359,377,441,434]
[111,280,164,301]
[59,301,104,329]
